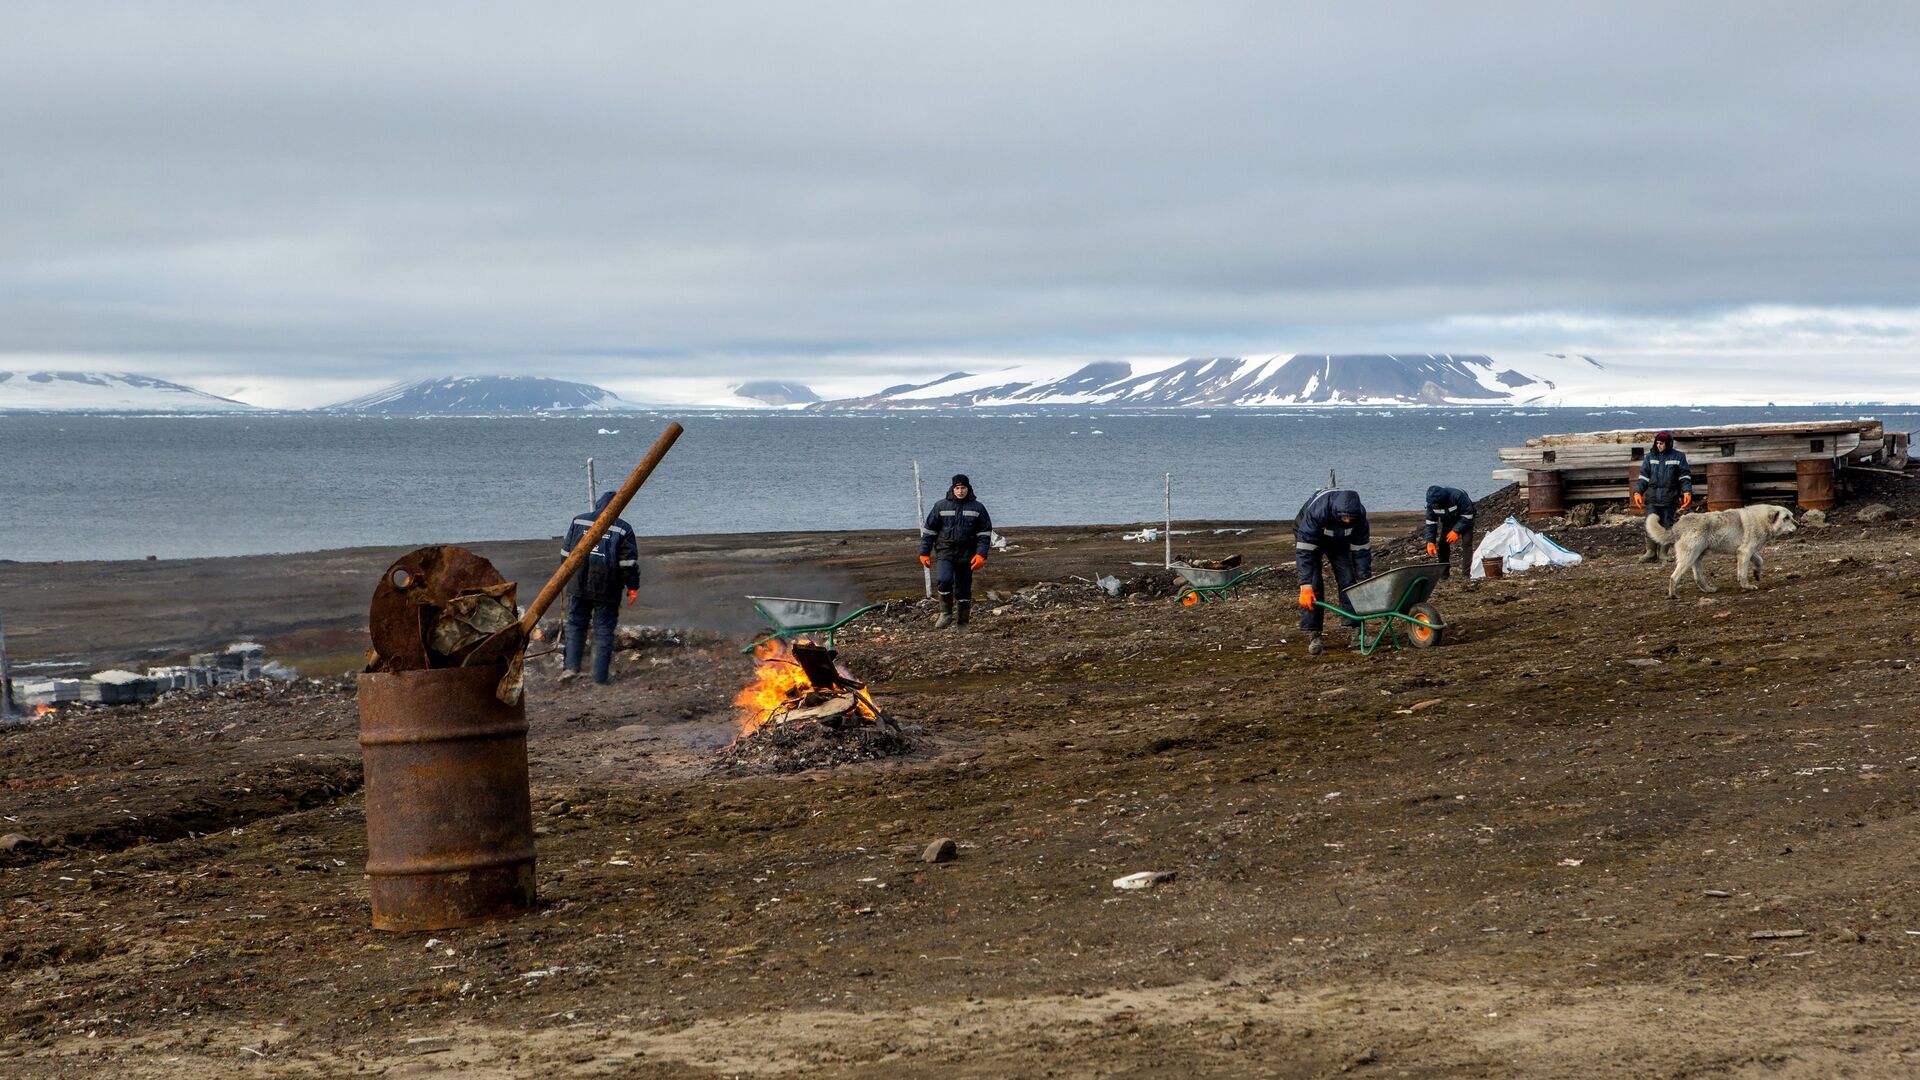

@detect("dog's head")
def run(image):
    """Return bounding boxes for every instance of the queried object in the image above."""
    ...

[1771,505,1799,537]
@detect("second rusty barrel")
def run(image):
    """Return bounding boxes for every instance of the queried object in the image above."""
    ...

[1795,458,1836,511]
[1705,461,1745,511]
[1526,469,1565,519]
[359,665,535,932]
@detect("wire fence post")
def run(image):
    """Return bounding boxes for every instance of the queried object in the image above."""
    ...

[913,460,931,598]
[0,609,12,718]
[1163,472,1172,570]
[587,457,597,506]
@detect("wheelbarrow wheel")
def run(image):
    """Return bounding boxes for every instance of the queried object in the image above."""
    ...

[1406,602,1444,649]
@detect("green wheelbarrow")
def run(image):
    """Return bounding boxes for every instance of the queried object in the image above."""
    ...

[742,596,881,653]
[1172,562,1272,605]
[1312,563,1447,656]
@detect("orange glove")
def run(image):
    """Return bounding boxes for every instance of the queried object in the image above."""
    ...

[1680,493,1692,510]
[969,554,985,572]
[1631,492,1645,510]
[1425,542,1438,557]
[918,554,931,568]
[625,588,638,607]
[1445,530,1460,544]
[1298,585,1316,610]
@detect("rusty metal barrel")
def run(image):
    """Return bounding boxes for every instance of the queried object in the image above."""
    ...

[1705,461,1744,511]
[1525,469,1564,519]
[1795,458,1836,511]
[359,665,535,931]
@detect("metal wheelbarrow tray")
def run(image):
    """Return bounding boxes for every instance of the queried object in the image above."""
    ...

[743,596,881,652]
[1171,562,1272,604]
[1313,563,1447,656]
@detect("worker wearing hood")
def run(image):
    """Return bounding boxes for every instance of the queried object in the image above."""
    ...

[1294,488,1372,655]
[560,489,641,683]
[1423,485,1476,577]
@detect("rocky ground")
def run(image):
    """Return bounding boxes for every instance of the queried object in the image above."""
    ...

[4,482,1920,1078]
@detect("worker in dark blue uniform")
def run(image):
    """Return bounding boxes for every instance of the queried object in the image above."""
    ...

[919,474,993,629]
[1631,430,1693,563]
[560,490,640,683]
[1295,488,1372,656]
[1423,485,1477,578]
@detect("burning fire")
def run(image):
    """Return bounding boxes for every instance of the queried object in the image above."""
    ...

[733,640,812,734]
[32,704,56,719]
[731,639,887,740]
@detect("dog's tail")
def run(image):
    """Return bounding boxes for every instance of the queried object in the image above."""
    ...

[1644,514,1672,544]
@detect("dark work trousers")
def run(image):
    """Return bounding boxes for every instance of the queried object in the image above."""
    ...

[564,592,620,684]
[1433,522,1475,578]
[1647,503,1680,529]
[1299,549,1363,632]
[935,555,974,605]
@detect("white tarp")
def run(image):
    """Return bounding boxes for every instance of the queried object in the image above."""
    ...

[1470,516,1584,579]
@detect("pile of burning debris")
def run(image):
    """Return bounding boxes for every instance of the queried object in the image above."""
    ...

[717,641,912,773]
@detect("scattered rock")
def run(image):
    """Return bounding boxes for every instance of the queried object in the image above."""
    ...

[1565,503,1598,527]
[0,834,36,853]
[1800,508,1827,527]
[548,801,571,817]
[922,838,958,864]
[1112,870,1176,890]
[1855,503,1895,523]
[1625,658,1662,668]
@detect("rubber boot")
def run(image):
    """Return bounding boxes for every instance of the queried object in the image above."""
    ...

[934,594,954,629]
[1638,533,1662,564]
[955,600,971,630]
[1307,633,1324,656]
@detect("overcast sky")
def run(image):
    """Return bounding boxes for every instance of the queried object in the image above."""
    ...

[3,2,1917,406]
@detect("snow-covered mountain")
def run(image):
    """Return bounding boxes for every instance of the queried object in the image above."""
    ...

[0,371,257,412]
[810,353,1604,409]
[324,376,641,414]
[728,380,820,406]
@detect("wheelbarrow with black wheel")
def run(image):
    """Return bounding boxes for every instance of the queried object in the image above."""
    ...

[1311,563,1447,657]
[1172,562,1272,605]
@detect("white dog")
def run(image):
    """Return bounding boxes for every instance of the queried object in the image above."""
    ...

[1647,503,1797,598]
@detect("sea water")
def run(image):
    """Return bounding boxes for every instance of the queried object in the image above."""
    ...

[1,407,1913,561]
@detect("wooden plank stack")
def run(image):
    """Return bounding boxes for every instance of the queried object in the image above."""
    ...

[1493,420,1894,516]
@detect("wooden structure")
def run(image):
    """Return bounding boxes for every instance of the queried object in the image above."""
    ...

[1494,420,1898,518]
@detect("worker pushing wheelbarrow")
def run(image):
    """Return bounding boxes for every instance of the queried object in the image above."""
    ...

[1307,564,1447,657]
[1294,486,1444,657]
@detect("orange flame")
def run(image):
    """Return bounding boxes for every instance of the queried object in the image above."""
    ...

[32,704,56,718]
[733,640,812,734]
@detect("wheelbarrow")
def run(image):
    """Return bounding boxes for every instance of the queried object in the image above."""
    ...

[742,596,881,653]
[1311,563,1447,656]
[1172,562,1272,605]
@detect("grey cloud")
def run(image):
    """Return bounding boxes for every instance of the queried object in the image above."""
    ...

[1,2,1917,393]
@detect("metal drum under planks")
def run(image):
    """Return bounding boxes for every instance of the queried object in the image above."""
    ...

[1795,458,1836,511]
[1705,461,1745,512]
[358,665,535,931]
[1525,469,1564,519]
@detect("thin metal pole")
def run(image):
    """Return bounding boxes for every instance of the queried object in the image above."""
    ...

[1163,473,1172,570]
[1328,468,1337,490]
[0,609,12,718]
[586,457,597,506]
[913,460,931,598]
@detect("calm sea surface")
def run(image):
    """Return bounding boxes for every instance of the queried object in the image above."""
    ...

[2,407,1914,562]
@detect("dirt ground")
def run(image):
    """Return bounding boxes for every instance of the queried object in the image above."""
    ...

[4,483,1920,1078]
